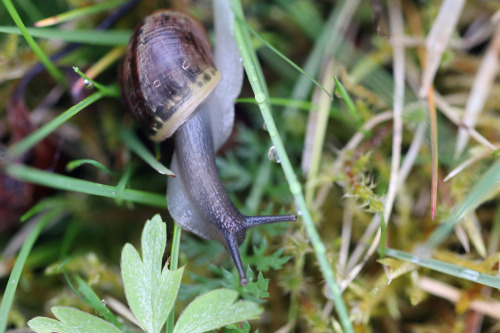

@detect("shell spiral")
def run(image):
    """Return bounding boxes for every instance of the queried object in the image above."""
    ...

[120,11,221,142]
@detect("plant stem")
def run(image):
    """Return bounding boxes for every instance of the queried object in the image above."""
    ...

[2,0,66,86]
[230,1,353,332]
[166,222,182,333]
[8,91,105,159]
[0,209,63,333]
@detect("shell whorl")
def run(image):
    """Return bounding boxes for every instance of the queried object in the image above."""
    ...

[120,10,220,141]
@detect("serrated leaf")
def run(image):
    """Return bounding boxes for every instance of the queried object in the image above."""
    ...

[121,214,184,333]
[27,306,122,333]
[244,271,269,300]
[247,239,290,271]
[173,288,263,333]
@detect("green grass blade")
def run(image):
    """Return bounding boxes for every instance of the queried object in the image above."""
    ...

[119,128,175,177]
[4,164,167,208]
[0,208,63,333]
[16,0,43,22]
[114,164,133,205]
[66,159,113,174]
[237,97,312,111]
[35,0,126,27]
[424,159,500,252]
[276,0,323,40]
[284,0,360,113]
[166,222,182,333]
[20,197,64,222]
[0,26,131,46]
[74,275,123,330]
[1,0,66,85]
[243,21,332,101]
[386,248,500,289]
[230,1,353,333]
[8,91,105,159]
[333,77,363,126]
[73,67,120,97]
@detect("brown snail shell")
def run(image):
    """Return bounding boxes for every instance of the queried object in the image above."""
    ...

[120,11,220,141]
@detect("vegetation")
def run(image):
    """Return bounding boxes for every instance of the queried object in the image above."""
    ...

[1,0,500,332]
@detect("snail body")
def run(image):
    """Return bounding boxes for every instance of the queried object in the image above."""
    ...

[120,3,296,285]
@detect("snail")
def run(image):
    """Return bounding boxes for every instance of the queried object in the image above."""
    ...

[119,1,296,285]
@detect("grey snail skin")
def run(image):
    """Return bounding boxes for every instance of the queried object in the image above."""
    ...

[119,1,296,285]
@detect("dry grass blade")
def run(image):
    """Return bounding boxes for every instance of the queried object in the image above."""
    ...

[455,24,500,157]
[419,0,466,97]
[304,58,335,205]
[418,277,500,320]
[385,0,405,228]
[434,92,498,151]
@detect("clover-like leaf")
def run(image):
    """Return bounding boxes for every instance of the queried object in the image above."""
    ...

[173,288,263,333]
[27,306,121,333]
[121,214,184,333]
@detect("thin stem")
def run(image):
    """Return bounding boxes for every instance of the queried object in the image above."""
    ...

[35,0,126,27]
[0,209,63,333]
[166,222,182,333]
[305,58,335,205]
[230,1,353,332]
[428,87,438,220]
[2,0,66,86]
[385,0,405,226]
[8,91,105,159]
[4,164,167,208]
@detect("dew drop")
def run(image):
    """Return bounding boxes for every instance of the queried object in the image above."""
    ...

[262,122,268,131]
[410,256,420,264]
[293,200,303,216]
[459,269,480,282]
[102,299,108,306]
[255,92,266,104]
[84,79,93,88]
[267,145,280,163]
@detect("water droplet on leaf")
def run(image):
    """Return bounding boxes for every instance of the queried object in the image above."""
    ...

[268,145,280,163]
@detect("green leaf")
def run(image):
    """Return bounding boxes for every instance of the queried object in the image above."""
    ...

[27,306,122,333]
[121,215,184,333]
[243,271,269,301]
[246,239,290,271]
[173,288,263,333]
[223,321,252,332]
